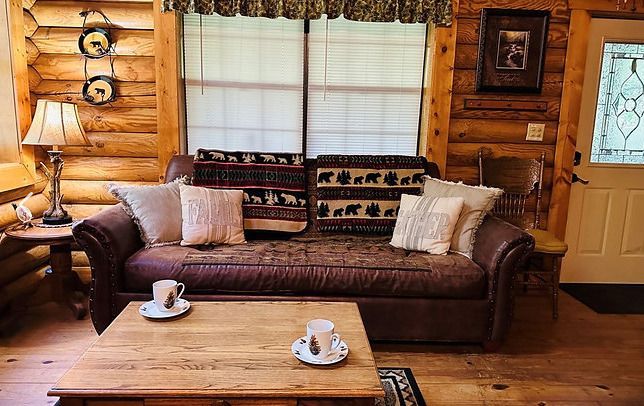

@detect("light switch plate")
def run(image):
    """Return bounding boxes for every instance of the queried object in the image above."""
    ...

[526,123,545,142]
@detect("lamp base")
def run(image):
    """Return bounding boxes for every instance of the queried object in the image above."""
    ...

[42,214,73,226]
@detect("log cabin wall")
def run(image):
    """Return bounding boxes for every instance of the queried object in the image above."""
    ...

[24,0,158,222]
[21,0,159,278]
[445,0,570,229]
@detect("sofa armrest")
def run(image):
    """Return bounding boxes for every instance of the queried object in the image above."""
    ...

[72,204,143,333]
[472,215,535,350]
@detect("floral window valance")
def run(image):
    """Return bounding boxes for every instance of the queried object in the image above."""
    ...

[162,0,453,25]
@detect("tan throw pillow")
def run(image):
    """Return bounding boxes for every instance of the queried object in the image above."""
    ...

[422,176,502,258]
[390,195,464,255]
[108,182,182,248]
[180,185,246,246]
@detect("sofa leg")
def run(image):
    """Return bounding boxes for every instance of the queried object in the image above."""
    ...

[482,340,501,353]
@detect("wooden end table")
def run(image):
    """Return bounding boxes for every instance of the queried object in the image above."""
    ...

[5,221,87,319]
[49,301,385,405]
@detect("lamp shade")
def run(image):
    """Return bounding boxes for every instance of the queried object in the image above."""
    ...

[22,100,92,147]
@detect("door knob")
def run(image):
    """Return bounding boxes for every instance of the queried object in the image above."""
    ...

[572,173,589,185]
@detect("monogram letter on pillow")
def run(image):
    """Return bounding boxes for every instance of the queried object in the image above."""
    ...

[180,185,246,246]
[390,195,464,255]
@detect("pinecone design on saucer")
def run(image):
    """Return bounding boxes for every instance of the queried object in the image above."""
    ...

[308,335,321,356]
[163,291,175,309]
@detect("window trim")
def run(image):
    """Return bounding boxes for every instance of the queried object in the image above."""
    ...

[0,0,35,193]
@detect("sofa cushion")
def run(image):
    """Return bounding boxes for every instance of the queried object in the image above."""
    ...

[123,235,486,299]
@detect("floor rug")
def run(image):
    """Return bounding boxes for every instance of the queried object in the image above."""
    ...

[561,283,644,314]
[377,367,426,406]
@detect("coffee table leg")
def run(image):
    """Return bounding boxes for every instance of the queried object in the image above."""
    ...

[50,244,87,320]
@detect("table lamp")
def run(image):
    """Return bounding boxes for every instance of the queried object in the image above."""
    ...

[22,100,92,226]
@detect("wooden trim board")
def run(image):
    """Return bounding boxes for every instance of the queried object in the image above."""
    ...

[154,0,182,182]
[548,10,591,239]
[424,9,459,177]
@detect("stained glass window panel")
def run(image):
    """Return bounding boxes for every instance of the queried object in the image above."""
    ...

[591,42,644,164]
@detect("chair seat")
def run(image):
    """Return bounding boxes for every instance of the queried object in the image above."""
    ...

[527,229,568,255]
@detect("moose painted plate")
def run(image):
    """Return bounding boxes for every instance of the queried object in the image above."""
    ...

[139,299,190,319]
[291,336,349,366]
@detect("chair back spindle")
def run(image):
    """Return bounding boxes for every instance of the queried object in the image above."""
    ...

[478,149,545,230]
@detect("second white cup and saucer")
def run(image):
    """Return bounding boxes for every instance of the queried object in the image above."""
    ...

[139,279,191,319]
[291,319,349,366]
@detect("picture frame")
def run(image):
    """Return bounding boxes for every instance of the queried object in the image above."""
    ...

[475,9,550,93]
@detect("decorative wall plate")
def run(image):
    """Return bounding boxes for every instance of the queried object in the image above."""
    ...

[82,75,116,105]
[78,27,112,59]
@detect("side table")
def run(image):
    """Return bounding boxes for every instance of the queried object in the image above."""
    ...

[4,221,87,319]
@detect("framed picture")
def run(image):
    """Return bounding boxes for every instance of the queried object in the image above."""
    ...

[476,9,550,93]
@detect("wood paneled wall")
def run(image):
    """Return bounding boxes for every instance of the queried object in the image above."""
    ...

[445,0,570,228]
[24,0,158,221]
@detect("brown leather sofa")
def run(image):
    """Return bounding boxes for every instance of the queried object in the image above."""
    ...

[73,155,534,350]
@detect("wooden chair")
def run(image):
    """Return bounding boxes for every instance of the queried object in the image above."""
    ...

[478,149,568,319]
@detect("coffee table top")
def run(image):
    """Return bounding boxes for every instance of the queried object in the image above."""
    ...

[49,301,384,399]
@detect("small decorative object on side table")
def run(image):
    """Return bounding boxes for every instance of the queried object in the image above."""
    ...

[21,100,92,226]
[4,220,87,319]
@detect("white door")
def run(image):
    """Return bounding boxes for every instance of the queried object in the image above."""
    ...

[561,19,644,283]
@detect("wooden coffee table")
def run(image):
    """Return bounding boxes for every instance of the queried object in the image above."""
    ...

[49,301,384,405]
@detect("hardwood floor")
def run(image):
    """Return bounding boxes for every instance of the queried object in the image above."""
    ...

[0,291,643,405]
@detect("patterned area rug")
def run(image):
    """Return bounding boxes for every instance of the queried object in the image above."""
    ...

[377,368,426,406]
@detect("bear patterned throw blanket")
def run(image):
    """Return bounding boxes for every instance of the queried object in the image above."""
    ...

[192,148,307,233]
[316,155,430,234]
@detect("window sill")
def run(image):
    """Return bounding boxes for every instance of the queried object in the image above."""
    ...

[0,163,35,194]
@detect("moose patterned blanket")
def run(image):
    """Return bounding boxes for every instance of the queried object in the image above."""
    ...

[316,155,429,234]
[192,148,307,233]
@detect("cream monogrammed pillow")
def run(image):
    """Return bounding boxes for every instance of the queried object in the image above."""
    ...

[180,185,246,246]
[390,195,464,255]
[108,182,182,248]
[422,176,502,258]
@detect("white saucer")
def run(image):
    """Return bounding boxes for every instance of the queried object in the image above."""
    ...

[291,336,349,365]
[139,299,190,319]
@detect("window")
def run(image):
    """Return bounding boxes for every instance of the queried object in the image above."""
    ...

[307,16,426,157]
[183,14,427,157]
[591,41,644,165]
[0,0,21,165]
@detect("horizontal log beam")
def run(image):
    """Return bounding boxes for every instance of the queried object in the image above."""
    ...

[27,66,42,88]
[445,166,554,190]
[457,0,570,22]
[457,18,569,49]
[0,194,49,231]
[52,156,159,182]
[23,10,37,37]
[449,119,558,145]
[0,246,49,286]
[29,1,154,30]
[569,0,644,11]
[452,70,563,97]
[31,28,154,56]
[25,38,40,65]
[72,250,89,267]
[0,267,47,311]
[447,143,556,167]
[60,132,158,157]
[63,204,114,220]
[451,95,561,121]
[32,54,155,82]
[77,107,157,133]
[455,45,566,73]
[32,80,156,108]
[60,180,156,204]
[0,172,48,205]
[0,238,36,261]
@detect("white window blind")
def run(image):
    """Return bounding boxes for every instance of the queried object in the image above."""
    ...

[183,15,304,153]
[306,16,426,158]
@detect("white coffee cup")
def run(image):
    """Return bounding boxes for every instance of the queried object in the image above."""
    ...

[153,279,185,312]
[306,319,341,359]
